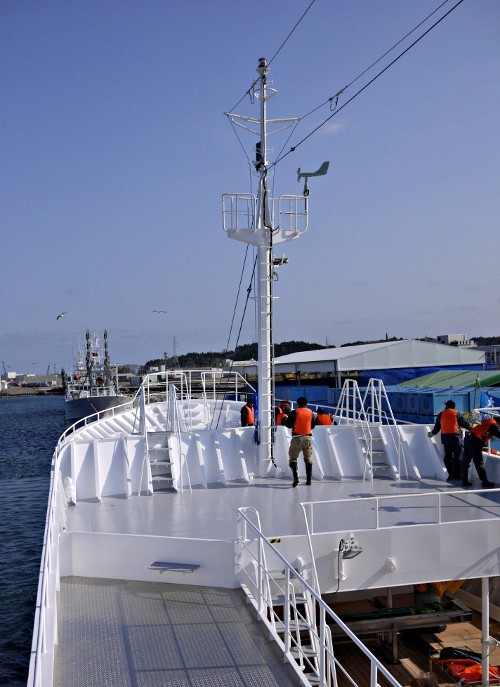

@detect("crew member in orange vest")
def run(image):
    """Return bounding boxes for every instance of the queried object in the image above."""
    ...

[428,400,472,480]
[240,399,255,427]
[315,407,334,425]
[285,397,316,487]
[275,401,291,426]
[462,415,500,487]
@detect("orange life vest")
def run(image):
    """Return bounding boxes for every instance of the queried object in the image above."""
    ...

[292,407,314,435]
[316,414,333,425]
[275,406,285,422]
[440,408,459,434]
[437,659,500,684]
[471,418,497,443]
[245,406,255,425]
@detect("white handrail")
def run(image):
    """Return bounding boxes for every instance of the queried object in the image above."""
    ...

[236,507,403,687]
[362,379,409,477]
[300,488,500,534]
[27,450,66,686]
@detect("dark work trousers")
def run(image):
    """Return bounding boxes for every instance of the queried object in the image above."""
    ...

[462,433,488,483]
[441,434,463,478]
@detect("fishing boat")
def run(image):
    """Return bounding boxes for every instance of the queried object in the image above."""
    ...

[62,329,130,423]
[29,59,500,687]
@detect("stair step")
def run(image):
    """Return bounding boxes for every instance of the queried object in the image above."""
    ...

[276,618,310,631]
[150,460,172,466]
[272,593,307,606]
[152,475,173,482]
[290,647,317,657]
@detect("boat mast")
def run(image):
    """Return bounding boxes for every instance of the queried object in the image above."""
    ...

[255,57,274,474]
[85,329,94,390]
[223,58,328,476]
[104,329,111,387]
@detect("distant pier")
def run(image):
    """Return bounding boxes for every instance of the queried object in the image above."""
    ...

[0,387,64,397]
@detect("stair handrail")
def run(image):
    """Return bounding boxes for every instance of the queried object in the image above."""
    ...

[335,379,363,424]
[362,379,409,478]
[168,383,192,493]
[236,507,274,618]
[335,379,374,480]
[299,502,321,596]
[236,506,404,687]
[139,385,153,496]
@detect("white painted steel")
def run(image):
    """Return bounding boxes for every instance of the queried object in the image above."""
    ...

[236,507,404,687]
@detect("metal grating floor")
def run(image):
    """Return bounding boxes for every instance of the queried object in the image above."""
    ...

[54,577,299,687]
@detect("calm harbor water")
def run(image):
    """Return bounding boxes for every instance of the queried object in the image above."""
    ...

[0,395,66,686]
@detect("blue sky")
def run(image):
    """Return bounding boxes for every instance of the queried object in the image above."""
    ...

[2,0,499,374]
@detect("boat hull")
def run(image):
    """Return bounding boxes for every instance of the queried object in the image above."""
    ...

[65,394,130,422]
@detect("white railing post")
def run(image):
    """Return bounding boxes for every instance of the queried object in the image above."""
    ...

[284,568,291,655]
[319,604,326,685]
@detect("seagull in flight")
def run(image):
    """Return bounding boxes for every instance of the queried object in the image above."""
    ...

[153,310,167,314]
[56,312,67,320]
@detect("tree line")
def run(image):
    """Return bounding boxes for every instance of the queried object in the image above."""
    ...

[131,335,500,373]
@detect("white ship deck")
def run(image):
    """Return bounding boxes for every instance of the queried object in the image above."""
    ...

[66,474,500,541]
[40,392,500,687]
[54,578,299,687]
[55,476,500,687]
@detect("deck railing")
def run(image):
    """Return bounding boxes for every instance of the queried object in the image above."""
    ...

[27,459,66,686]
[301,487,500,534]
[236,506,404,687]
[141,369,255,404]
[56,369,255,447]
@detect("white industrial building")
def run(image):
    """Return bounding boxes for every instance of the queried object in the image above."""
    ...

[232,340,486,390]
[271,339,485,387]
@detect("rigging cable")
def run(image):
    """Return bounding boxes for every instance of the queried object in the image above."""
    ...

[270,0,465,168]
[300,0,453,122]
[226,115,253,168]
[211,251,258,430]
[224,0,318,117]
[267,0,318,68]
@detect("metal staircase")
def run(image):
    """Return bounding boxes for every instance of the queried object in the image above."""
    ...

[146,430,175,491]
[236,507,403,687]
[269,584,323,685]
[357,426,399,480]
[336,378,406,481]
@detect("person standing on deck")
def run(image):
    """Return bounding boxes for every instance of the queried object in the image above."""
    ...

[315,407,334,425]
[462,415,500,487]
[275,400,291,426]
[286,397,316,487]
[240,399,255,427]
[427,400,472,480]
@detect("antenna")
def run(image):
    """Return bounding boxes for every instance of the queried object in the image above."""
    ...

[297,161,330,195]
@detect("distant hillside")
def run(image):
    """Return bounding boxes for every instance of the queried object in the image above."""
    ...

[142,335,500,371]
[144,340,326,370]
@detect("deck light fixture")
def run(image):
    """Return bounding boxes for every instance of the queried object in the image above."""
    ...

[272,256,288,266]
[340,534,362,560]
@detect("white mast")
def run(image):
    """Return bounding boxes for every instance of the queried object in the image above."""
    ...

[255,57,274,474]
[223,58,328,476]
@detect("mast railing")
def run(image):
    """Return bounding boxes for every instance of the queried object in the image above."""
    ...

[222,192,308,244]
